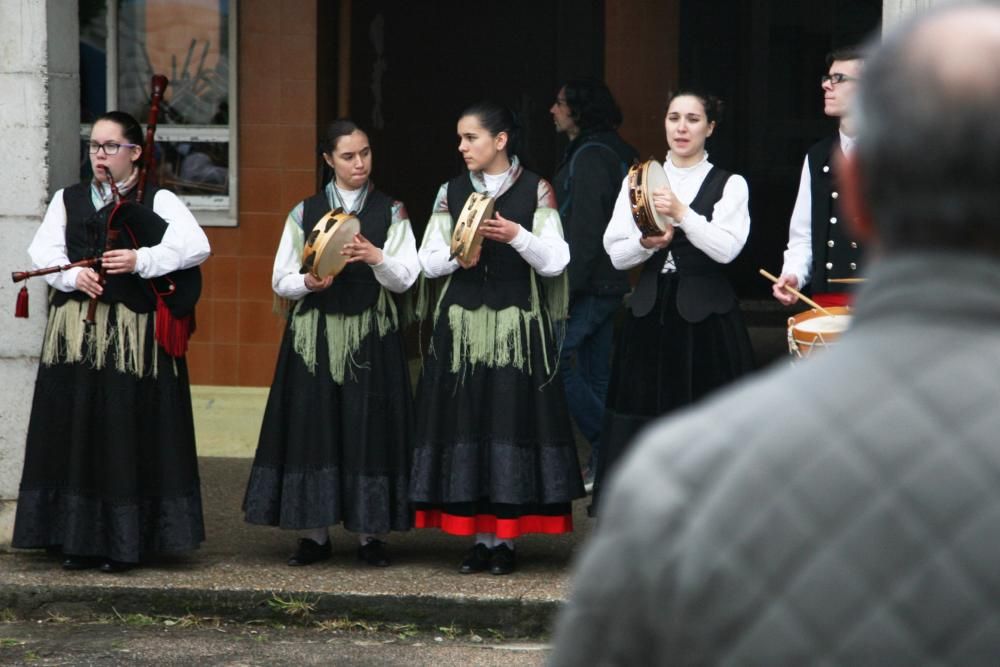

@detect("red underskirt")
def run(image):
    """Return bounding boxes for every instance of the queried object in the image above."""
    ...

[414,509,573,539]
[812,292,852,308]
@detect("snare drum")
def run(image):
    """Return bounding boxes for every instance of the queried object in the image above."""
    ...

[627,159,673,236]
[787,306,852,358]
[449,192,496,263]
[300,208,361,279]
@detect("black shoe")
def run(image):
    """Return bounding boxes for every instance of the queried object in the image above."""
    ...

[287,538,331,566]
[458,543,492,574]
[357,539,391,567]
[99,559,135,574]
[61,555,101,571]
[489,544,516,575]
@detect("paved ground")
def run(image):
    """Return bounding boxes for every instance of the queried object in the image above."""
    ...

[0,456,591,636]
[0,617,550,666]
[0,313,792,652]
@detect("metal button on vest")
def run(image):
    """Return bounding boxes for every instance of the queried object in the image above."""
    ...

[851,242,858,249]
[830,217,838,224]
[826,262,833,269]
[850,262,857,270]
[827,240,835,247]
[823,165,830,173]
[831,191,839,199]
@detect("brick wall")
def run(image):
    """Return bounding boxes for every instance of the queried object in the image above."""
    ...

[605,1,680,160]
[187,0,318,386]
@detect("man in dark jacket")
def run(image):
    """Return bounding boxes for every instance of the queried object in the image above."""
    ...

[550,80,637,489]
[552,3,1000,664]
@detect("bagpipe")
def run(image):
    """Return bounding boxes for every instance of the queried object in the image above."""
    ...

[11,74,202,357]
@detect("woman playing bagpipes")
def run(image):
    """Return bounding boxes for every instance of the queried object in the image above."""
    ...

[11,109,210,573]
[242,120,419,568]
[409,101,585,576]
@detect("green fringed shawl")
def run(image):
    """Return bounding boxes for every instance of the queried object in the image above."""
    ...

[432,269,568,377]
[41,299,159,378]
[289,287,399,385]
[421,204,570,378]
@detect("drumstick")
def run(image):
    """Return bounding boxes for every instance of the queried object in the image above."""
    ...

[827,277,867,284]
[758,269,836,317]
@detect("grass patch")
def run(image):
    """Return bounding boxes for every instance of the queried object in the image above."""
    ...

[111,608,158,627]
[436,621,462,640]
[266,593,317,620]
[43,611,72,624]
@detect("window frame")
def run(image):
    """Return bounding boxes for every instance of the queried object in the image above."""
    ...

[87,0,239,227]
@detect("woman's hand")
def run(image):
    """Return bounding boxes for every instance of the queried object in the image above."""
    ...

[478,211,520,243]
[102,248,138,275]
[639,225,675,250]
[75,268,103,298]
[651,186,688,223]
[341,232,384,265]
[456,244,482,269]
[305,273,334,291]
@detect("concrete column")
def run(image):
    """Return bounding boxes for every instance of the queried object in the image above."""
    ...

[883,0,942,30]
[0,0,79,548]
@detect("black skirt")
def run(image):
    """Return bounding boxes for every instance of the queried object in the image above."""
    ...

[12,304,205,563]
[242,311,413,534]
[592,273,755,513]
[410,309,584,538]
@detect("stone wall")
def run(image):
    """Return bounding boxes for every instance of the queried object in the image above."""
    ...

[0,0,79,548]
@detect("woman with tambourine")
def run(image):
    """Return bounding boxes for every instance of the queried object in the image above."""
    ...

[592,90,755,513]
[411,101,584,576]
[242,119,419,568]
[11,110,211,573]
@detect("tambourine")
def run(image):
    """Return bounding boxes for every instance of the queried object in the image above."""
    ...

[300,208,361,279]
[627,159,673,237]
[449,192,495,263]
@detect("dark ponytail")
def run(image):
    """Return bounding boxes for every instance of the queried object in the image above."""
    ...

[665,90,725,125]
[318,118,367,185]
[94,111,144,165]
[460,101,520,160]
[319,118,365,155]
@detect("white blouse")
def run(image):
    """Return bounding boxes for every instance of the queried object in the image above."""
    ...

[29,186,211,292]
[271,182,420,300]
[603,152,750,272]
[418,160,569,279]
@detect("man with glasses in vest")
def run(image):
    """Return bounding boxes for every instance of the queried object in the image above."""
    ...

[773,47,866,308]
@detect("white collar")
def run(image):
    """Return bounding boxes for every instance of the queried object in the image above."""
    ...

[664,151,710,175]
[839,130,856,155]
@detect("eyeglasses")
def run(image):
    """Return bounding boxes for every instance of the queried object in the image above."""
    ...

[87,141,139,156]
[821,73,856,85]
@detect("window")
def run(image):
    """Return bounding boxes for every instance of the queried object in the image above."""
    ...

[79,0,237,225]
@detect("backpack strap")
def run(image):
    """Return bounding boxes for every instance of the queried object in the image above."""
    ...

[559,142,629,218]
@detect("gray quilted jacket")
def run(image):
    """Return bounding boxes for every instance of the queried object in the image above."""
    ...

[552,252,1000,666]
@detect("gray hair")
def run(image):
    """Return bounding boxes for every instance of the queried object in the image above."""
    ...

[854,1,1000,255]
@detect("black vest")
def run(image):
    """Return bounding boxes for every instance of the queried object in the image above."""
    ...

[298,187,393,316]
[55,183,201,317]
[628,167,736,322]
[442,170,541,311]
[808,135,864,291]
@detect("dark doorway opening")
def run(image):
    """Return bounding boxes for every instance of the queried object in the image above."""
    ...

[328,0,605,239]
[679,0,882,297]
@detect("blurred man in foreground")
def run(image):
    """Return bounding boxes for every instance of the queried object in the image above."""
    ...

[551,2,1000,664]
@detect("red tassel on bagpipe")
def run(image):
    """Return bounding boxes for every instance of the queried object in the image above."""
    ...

[15,285,29,318]
[155,296,195,357]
